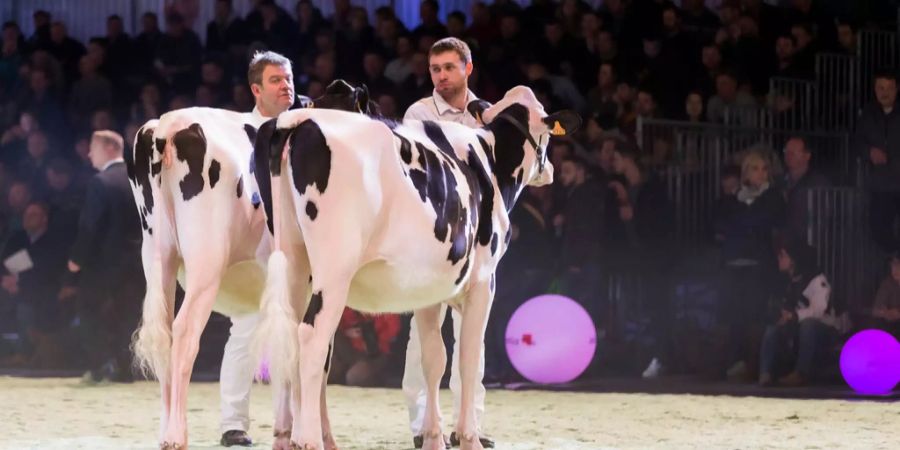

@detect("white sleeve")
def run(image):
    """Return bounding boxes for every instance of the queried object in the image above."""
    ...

[403,101,429,121]
[797,274,831,322]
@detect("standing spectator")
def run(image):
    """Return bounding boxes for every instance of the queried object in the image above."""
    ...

[869,252,900,340]
[715,151,786,380]
[68,55,113,131]
[134,12,163,79]
[155,13,202,95]
[706,71,757,124]
[64,130,143,384]
[206,0,247,54]
[780,137,829,242]
[854,71,900,254]
[44,21,85,85]
[385,35,415,85]
[103,15,135,87]
[18,130,52,193]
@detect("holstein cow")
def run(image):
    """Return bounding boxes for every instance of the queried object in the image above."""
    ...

[126,81,377,450]
[253,86,580,450]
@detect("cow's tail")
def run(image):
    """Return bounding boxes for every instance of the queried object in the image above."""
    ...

[132,124,173,381]
[253,130,299,387]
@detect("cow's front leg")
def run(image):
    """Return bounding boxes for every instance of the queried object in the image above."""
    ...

[416,304,448,450]
[457,280,493,450]
[292,280,349,450]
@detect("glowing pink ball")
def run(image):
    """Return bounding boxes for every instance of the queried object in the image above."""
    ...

[256,358,271,383]
[505,294,597,384]
[839,329,900,395]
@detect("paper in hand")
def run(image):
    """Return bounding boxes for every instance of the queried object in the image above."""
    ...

[4,249,34,274]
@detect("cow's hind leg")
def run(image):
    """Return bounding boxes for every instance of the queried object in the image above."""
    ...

[321,339,338,450]
[416,304,448,450]
[291,276,351,450]
[161,262,225,448]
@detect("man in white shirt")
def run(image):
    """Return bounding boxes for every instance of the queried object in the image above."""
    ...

[403,37,494,450]
[220,50,295,447]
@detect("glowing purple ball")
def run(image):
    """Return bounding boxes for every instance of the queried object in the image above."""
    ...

[839,329,900,395]
[505,294,597,384]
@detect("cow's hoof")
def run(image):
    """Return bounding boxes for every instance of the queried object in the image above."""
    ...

[160,442,183,450]
[273,430,292,450]
[323,432,338,450]
[290,442,322,450]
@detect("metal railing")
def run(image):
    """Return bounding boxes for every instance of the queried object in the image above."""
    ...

[856,30,898,106]
[815,53,859,131]
[768,77,816,130]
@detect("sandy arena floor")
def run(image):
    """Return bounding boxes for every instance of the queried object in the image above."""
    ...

[0,376,896,449]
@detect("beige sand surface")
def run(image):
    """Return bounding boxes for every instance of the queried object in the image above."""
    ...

[0,376,896,449]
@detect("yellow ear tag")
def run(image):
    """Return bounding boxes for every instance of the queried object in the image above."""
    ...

[475,111,483,124]
[550,120,566,136]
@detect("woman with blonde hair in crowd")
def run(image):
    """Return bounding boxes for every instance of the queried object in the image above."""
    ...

[714,151,786,380]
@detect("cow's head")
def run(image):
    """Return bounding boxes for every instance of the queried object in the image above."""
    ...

[311,79,381,117]
[469,86,581,187]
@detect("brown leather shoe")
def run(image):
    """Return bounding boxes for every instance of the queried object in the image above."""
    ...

[413,434,450,449]
[450,432,495,448]
[220,430,253,447]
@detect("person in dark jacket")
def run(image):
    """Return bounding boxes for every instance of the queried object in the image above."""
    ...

[1,201,70,363]
[780,137,830,243]
[715,151,786,380]
[64,130,143,383]
[854,71,900,254]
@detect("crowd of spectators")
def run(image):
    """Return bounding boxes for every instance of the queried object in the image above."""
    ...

[1,0,899,387]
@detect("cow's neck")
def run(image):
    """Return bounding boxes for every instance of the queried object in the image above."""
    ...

[485,109,533,213]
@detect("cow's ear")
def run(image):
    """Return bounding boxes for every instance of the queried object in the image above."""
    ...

[355,84,371,114]
[297,95,314,108]
[467,99,492,125]
[542,110,582,136]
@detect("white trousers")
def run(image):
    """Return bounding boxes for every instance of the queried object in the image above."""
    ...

[402,304,486,435]
[220,312,259,433]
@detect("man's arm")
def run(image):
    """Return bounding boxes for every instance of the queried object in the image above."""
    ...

[68,176,108,271]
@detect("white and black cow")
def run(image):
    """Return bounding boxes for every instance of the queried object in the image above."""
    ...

[253,86,580,450]
[125,80,378,450]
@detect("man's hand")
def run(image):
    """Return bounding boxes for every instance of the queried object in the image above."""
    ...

[619,204,634,222]
[68,260,81,273]
[778,309,795,325]
[870,147,888,166]
[1,274,18,295]
[59,286,78,302]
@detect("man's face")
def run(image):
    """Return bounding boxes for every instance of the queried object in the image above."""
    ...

[636,92,655,116]
[50,24,65,42]
[253,64,295,114]
[88,138,107,170]
[429,50,471,100]
[28,133,48,159]
[8,185,30,212]
[784,139,810,173]
[838,24,855,50]
[47,168,71,191]
[22,204,47,235]
[875,77,897,108]
[716,75,737,100]
[108,18,123,36]
[702,46,721,69]
[776,37,795,61]
[611,151,627,174]
[559,160,578,187]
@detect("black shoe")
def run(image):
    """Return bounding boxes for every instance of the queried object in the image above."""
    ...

[413,434,450,449]
[220,430,253,447]
[449,432,495,448]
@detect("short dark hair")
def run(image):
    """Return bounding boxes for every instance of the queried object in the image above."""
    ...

[429,37,472,65]
[874,69,897,83]
[785,136,811,154]
[48,157,74,176]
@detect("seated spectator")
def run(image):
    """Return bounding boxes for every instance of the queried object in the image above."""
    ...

[586,63,618,123]
[68,54,113,130]
[359,50,394,98]
[0,202,70,367]
[18,130,52,193]
[44,158,84,234]
[712,164,741,244]
[130,82,162,124]
[869,252,900,340]
[1,111,38,167]
[715,151,785,380]
[759,240,842,386]
[328,309,400,387]
[684,91,705,123]
[384,34,414,85]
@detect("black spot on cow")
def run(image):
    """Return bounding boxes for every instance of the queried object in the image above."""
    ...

[236,176,243,198]
[396,132,412,165]
[303,291,323,326]
[155,138,166,155]
[289,121,332,198]
[324,343,333,373]
[252,119,278,234]
[306,200,318,220]
[174,123,208,201]
[485,104,529,210]
[151,161,161,177]
[128,125,156,232]
[208,159,221,188]
[454,258,470,285]
[466,146,494,247]
[244,124,257,153]
[490,232,498,255]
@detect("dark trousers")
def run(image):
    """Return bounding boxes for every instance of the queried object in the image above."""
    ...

[759,318,840,379]
[720,264,774,372]
[869,192,900,253]
[77,273,145,379]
